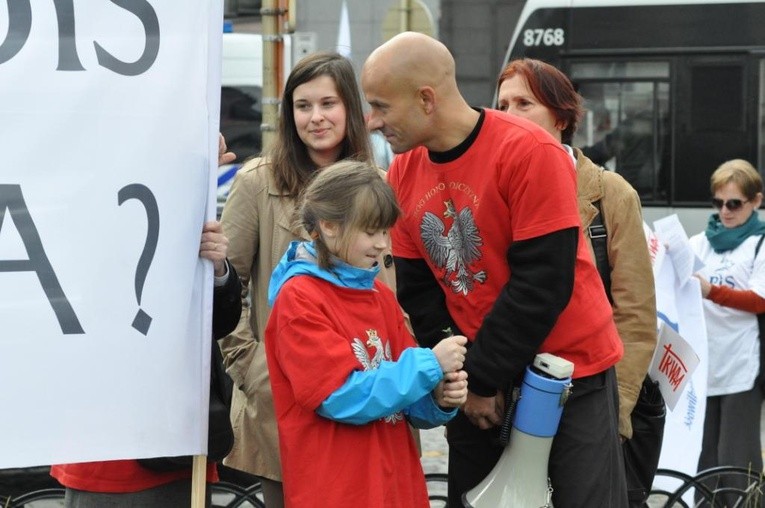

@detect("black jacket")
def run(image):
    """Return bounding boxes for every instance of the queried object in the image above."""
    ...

[212,259,242,340]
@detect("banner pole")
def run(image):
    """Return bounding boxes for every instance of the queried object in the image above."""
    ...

[191,455,207,508]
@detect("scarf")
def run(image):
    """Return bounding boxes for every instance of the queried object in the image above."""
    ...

[268,241,380,306]
[705,211,765,253]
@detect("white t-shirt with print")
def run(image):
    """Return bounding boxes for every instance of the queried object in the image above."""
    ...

[689,233,765,396]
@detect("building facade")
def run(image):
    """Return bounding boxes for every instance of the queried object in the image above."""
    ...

[224,0,516,108]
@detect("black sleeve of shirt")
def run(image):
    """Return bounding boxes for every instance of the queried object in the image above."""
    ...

[212,259,243,341]
[463,227,578,396]
[394,256,463,349]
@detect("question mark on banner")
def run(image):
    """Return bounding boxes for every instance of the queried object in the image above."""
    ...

[118,183,159,335]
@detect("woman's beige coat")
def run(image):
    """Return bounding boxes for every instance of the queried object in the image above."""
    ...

[574,148,657,439]
[218,158,397,480]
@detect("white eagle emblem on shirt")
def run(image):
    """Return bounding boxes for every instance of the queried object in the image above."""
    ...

[351,329,403,424]
[421,199,486,295]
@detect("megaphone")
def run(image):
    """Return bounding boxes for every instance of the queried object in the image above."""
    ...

[462,353,574,508]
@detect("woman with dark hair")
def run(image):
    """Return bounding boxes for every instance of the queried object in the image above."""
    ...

[497,58,660,507]
[218,52,396,507]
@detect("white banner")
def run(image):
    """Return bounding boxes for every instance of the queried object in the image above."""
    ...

[647,217,708,501]
[0,1,222,468]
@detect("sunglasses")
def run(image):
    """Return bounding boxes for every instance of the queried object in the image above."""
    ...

[711,197,749,211]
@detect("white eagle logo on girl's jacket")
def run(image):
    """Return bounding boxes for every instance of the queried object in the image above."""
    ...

[351,329,403,424]
[351,329,392,370]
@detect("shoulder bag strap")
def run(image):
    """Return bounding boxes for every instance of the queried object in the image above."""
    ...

[590,199,613,304]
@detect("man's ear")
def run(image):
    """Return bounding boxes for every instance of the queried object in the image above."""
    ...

[318,219,340,238]
[418,86,436,114]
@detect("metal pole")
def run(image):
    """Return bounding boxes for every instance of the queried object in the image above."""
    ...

[260,0,282,152]
[399,0,411,32]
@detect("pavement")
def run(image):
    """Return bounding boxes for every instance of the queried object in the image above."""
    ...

[420,426,449,507]
[420,426,449,476]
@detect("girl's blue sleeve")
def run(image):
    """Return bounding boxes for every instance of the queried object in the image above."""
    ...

[317,347,445,425]
[403,392,457,429]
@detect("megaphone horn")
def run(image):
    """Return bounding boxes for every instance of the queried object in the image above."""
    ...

[462,353,574,508]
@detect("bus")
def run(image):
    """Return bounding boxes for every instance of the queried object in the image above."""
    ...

[498,0,765,234]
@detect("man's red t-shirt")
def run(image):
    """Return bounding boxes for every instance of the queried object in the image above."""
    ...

[388,109,622,378]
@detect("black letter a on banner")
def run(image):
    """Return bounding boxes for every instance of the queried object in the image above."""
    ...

[0,185,84,334]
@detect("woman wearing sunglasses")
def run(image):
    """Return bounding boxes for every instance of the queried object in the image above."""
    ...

[689,158,765,503]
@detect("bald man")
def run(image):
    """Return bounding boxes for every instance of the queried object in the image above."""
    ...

[362,32,628,508]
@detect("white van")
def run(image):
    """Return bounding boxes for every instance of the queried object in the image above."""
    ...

[218,32,291,216]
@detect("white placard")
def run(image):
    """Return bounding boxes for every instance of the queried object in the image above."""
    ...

[0,1,222,468]
[649,322,700,411]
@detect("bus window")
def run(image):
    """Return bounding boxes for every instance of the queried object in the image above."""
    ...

[570,61,670,203]
[674,57,751,204]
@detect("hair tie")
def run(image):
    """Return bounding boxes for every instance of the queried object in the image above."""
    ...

[309,230,320,241]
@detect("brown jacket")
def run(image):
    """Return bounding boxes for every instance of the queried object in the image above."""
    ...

[218,158,397,480]
[574,148,657,439]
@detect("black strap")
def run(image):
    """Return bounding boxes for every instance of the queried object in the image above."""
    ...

[756,235,765,258]
[590,199,613,304]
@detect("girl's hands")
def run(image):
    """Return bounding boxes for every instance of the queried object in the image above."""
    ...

[434,370,468,408]
[431,335,468,374]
